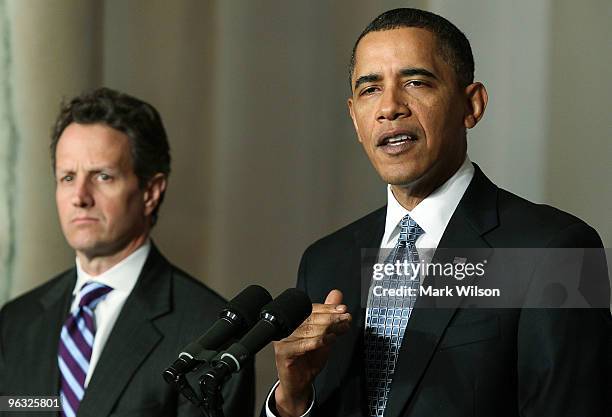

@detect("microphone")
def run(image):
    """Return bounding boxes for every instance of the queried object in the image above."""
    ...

[201,288,312,384]
[163,284,272,383]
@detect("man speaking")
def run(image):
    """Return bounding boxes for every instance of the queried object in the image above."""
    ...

[0,88,253,417]
[265,8,611,417]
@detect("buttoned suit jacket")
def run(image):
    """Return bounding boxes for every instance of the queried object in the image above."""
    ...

[0,244,254,417]
[277,165,611,417]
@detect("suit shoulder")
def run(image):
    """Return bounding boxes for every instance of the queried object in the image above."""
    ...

[303,206,386,258]
[153,261,229,343]
[167,264,227,311]
[0,269,73,316]
[495,188,601,247]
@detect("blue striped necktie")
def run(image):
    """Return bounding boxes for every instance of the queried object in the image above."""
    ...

[364,214,424,417]
[58,281,113,417]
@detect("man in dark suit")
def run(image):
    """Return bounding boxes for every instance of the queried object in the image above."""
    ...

[265,8,611,417]
[0,88,253,417]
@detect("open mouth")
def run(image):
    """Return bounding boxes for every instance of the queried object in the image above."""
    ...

[377,132,419,155]
[379,134,418,147]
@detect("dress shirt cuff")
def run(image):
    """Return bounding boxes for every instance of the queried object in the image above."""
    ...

[265,380,315,417]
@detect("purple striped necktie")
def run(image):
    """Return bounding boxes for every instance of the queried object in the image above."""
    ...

[58,281,113,417]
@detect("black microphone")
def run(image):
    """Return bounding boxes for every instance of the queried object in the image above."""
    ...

[202,288,312,384]
[163,284,272,383]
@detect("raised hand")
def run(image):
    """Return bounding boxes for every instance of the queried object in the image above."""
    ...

[272,289,352,417]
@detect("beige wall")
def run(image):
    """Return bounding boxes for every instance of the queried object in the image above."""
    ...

[545,0,612,246]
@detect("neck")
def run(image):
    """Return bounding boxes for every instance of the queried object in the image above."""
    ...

[77,235,148,276]
[390,156,465,211]
[389,186,428,211]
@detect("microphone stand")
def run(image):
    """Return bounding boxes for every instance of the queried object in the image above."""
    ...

[165,349,227,417]
[199,341,254,417]
[199,362,229,417]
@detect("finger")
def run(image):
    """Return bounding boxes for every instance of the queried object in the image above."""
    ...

[275,333,338,357]
[290,319,351,338]
[302,312,351,326]
[311,302,347,314]
[324,289,343,305]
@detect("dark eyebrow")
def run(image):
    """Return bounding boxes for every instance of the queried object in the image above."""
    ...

[399,67,438,80]
[354,74,381,91]
[353,67,438,91]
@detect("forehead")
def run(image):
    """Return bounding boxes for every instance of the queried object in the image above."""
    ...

[352,27,451,81]
[55,123,132,168]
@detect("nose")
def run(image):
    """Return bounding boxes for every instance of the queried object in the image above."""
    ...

[376,87,410,122]
[71,178,94,208]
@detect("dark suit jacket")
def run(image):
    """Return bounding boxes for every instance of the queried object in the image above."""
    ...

[273,165,611,417]
[0,244,254,417]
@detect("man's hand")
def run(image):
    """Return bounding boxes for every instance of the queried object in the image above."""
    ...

[273,289,351,417]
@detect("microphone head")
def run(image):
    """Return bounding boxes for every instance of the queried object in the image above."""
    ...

[261,288,312,338]
[225,285,273,327]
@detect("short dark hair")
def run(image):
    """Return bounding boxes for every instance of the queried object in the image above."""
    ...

[349,8,474,88]
[50,87,171,225]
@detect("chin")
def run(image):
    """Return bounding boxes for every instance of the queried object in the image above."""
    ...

[379,170,424,187]
[68,236,104,255]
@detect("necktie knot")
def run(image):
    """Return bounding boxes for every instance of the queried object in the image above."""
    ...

[398,214,424,247]
[78,281,113,310]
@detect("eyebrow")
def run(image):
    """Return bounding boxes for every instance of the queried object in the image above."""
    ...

[354,74,381,90]
[353,67,438,90]
[55,166,117,175]
[400,67,438,80]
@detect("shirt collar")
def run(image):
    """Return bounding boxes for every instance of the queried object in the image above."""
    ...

[382,156,474,248]
[74,240,151,296]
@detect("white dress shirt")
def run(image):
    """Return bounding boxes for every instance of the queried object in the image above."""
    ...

[381,156,474,251]
[266,157,474,417]
[70,240,150,387]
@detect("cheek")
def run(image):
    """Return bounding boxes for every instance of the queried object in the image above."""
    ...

[419,100,458,148]
[352,104,375,139]
[119,187,147,218]
[55,190,70,218]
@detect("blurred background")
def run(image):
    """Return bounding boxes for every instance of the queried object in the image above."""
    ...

[1,0,611,412]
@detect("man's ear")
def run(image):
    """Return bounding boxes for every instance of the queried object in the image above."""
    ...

[463,82,488,129]
[143,173,167,217]
[347,97,363,143]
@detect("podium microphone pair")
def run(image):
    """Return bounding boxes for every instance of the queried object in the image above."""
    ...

[163,285,312,386]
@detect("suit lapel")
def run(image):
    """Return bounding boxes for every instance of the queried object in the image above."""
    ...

[30,272,75,395]
[77,245,172,417]
[384,165,499,417]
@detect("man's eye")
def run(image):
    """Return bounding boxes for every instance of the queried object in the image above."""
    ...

[407,80,425,87]
[97,173,112,181]
[360,86,378,96]
[61,175,74,182]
